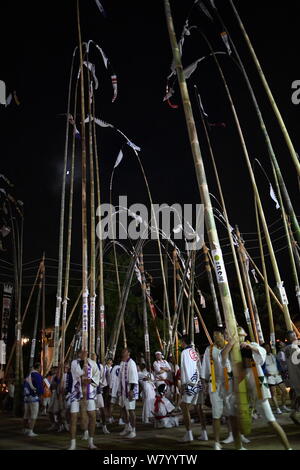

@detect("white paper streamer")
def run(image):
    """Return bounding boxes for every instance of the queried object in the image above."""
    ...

[114,149,123,169]
[83,61,99,89]
[270,184,280,209]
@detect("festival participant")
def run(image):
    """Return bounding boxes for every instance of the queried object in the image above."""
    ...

[23,362,44,437]
[119,348,139,439]
[262,343,290,414]
[224,327,292,450]
[103,358,113,419]
[277,341,289,386]
[41,370,52,416]
[180,335,207,442]
[152,384,179,428]
[68,350,100,450]
[57,362,72,432]
[167,354,180,407]
[47,366,61,431]
[108,362,124,425]
[138,363,156,424]
[93,353,110,435]
[153,351,171,390]
[284,331,300,425]
[201,327,242,450]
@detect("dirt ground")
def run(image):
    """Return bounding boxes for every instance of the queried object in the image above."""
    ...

[0,403,300,451]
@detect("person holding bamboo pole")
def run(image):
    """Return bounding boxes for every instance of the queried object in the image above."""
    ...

[223,327,292,450]
[23,362,44,437]
[68,350,100,450]
[201,327,243,450]
[179,335,207,443]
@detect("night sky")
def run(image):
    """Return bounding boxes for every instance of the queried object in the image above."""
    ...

[1,1,299,311]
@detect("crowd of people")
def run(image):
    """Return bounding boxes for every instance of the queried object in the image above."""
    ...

[18,325,300,450]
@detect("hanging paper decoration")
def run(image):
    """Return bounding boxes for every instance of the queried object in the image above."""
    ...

[83,61,99,89]
[198,290,206,308]
[0,80,6,105]
[114,150,124,169]
[196,1,214,22]
[251,269,259,284]
[194,316,200,334]
[269,184,280,209]
[220,31,232,55]
[94,0,107,17]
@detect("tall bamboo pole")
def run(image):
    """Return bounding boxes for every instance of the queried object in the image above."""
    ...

[92,98,106,362]
[189,249,196,345]
[164,0,251,434]
[53,57,75,368]
[203,243,222,326]
[60,79,78,371]
[201,33,292,332]
[271,166,300,313]
[211,4,300,244]
[140,252,151,369]
[77,0,89,354]
[254,200,276,354]
[229,0,300,178]
[29,256,44,370]
[42,254,46,375]
[86,56,96,356]
[195,87,254,340]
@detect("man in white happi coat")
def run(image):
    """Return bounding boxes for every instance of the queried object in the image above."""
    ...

[138,363,156,424]
[284,330,300,425]
[223,326,292,450]
[152,384,179,428]
[68,350,100,450]
[92,353,109,435]
[263,343,289,414]
[119,348,139,438]
[180,335,207,442]
[153,351,171,390]
[201,327,242,450]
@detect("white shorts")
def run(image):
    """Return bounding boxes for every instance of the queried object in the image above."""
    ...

[182,391,204,406]
[24,402,39,420]
[267,375,283,386]
[42,397,51,408]
[95,394,104,409]
[256,399,276,422]
[209,388,235,419]
[70,399,96,414]
[119,396,136,411]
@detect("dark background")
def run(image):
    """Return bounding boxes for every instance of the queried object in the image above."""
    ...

[0,0,299,351]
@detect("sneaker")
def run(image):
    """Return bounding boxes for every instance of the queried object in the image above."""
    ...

[179,431,193,442]
[222,433,234,444]
[120,426,131,436]
[102,425,110,435]
[241,435,251,444]
[22,428,30,435]
[118,418,126,425]
[125,431,136,439]
[276,408,282,415]
[238,447,247,450]
[214,442,222,450]
[47,424,57,431]
[282,406,292,413]
[27,431,38,437]
[198,430,208,441]
[81,431,89,440]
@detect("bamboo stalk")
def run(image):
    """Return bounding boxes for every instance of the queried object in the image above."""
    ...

[42,253,46,375]
[195,86,254,340]
[53,47,75,368]
[60,77,78,372]
[203,243,223,327]
[77,0,89,354]
[212,4,300,245]
[229,0,300,178]
[140,251,151,369]
[255,200,276,354]
[92,96,106,362]
[201,32,292,332]
[29,256,44,370]
[164,0,251,434]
